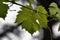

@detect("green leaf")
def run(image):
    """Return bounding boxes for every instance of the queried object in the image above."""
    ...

[35,13,48,28]
[36,6,47,14]
[35,6,48,28]
[56,9,60,20]
[49,2,60,21]
[16,6,40,34]
[49,2,59,16]
[0,0,9,18]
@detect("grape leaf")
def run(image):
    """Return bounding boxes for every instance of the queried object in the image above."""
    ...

[49,2,60,21]
[35,6,48,28]
[36,6,47,14]
[16,6,40,34]
[49,2,59,16]
[0,0,9,18]
[56,9,60,20]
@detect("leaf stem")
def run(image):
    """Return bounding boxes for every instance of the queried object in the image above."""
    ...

[48,27,53,40]
[8,1,51,17]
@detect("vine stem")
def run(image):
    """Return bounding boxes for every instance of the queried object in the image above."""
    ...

[48,27,53,40]
[8,1,51,17]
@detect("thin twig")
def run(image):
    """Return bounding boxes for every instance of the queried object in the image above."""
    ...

[8,1,51,17]
[48,27,53,40]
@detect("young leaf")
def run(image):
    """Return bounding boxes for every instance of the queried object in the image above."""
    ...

[0,0,9,18]
[16,6,40,34]
[36,6,47,14]
[49,2,59,16]
[49,2,60,21]
[56,9,60,20]
[35,6,48,28]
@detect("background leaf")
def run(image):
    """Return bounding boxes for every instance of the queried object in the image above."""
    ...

[49,2,59,16]
[56,9,60,20]
[49,2,60,21]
